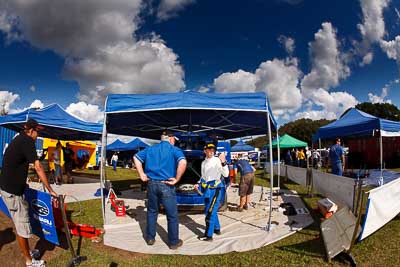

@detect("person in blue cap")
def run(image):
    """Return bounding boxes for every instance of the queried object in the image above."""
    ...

[194,143,229,241]
[329,137,345,176]
[134,130,187,249]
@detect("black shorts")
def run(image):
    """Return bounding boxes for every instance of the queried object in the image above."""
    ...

[65,162,73,173]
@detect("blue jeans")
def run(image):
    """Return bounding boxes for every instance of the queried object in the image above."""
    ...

[146,180,179,246]
[331,161,343,176]
[112,160,117,171]
[204,188,221,237]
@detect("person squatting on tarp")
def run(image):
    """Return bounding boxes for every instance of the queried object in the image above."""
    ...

[133,130,187,249]
[194,143,229,241]
[328,137,345,176]
[234,156,256,212]
[0,119,57,267]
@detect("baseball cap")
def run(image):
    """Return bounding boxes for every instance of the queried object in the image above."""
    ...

[204,143,216,150]
[24,119,44,131]
[162,129,179,140]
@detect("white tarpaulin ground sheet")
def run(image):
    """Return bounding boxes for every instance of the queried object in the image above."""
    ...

[363,169,400,186]
[312,170,355,209]
[103,186,314,255]
[359,178,400,240]
[28,176,101,203]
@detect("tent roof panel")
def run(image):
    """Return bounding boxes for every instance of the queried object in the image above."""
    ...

[0,104,102,140]
[104,92,277,140]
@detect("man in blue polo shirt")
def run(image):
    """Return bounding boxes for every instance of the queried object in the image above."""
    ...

[234,156,256,211]
[133,130,187,249]
[329,137,345,176]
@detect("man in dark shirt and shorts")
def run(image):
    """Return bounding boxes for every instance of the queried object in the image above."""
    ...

[234,157,256,211]
[0,119,57,267]
[62,143,75,183]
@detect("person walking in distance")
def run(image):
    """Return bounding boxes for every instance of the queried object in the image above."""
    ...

[111,152,118,171]
[329,137,345,176]
[0,119,57,267]
[133,130,187,249]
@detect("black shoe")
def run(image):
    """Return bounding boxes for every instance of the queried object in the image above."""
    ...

[243,204,249,210]
[146,239,155,246]
[169,239,183,249]
[214,229,221,235]
[198,235,213,241]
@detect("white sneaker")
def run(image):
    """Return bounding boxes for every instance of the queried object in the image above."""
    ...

[26,259,45,267]
[30,249,40,259]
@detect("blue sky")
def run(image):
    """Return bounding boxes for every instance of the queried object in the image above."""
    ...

[0,0,399,125]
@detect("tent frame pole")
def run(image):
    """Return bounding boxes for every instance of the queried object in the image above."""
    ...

[276,128,280,190]
[379,133,383,183]
[100,113,108,225]
[266,111,274,231]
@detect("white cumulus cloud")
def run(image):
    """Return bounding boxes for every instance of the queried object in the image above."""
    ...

[301,22,350,99]
[358,0,390,44]
[66,102,104,123]
[214,70,257,93]
[278,35,295,55]
[380,35,400,68]
[255,58,302,116]
[295,89,358,120]
[0,0,185,105]
[30,99,44,109]
[213,58,303,118]
[0,90,20,114]
[157,0,195,21]
[368,87,392,104]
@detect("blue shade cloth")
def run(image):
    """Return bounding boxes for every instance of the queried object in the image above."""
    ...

[104,91,277,140]
[231,140,254,152]
[106,138,149,151]
[0,104,102,140]
[106,139,128,151]
[313,108,400,140]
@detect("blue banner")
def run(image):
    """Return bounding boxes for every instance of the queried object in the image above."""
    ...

[0,188,60,245]
[217,141,232,163]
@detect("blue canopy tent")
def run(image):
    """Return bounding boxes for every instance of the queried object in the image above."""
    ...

[0,104,102,140]
[106,139,128,151]
[100,91,278,231]
[231,140,255,152]
[125,138,149,150]
[313,108,400,178]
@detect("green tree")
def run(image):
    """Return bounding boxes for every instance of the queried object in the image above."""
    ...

[353,102,400,121]
[250,118,332,149]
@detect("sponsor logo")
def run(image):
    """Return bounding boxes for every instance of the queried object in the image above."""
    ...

[42,229,51,235]
[33,213,53,226]
[31,199,49,216]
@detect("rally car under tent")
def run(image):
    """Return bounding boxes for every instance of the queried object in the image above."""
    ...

[100,91,279,230]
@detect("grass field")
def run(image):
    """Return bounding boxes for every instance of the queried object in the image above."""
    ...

[47,167,400,266]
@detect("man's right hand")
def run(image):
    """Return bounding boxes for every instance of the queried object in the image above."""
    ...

[194,184,199,191]
[141,174,149,182]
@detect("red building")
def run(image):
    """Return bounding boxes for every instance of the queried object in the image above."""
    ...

[346,136,400,169]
